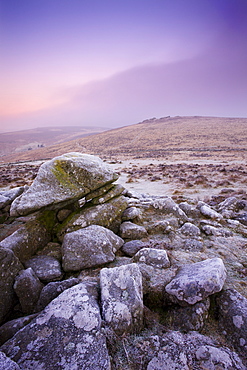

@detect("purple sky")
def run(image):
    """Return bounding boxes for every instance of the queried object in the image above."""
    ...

[1,0,247,132]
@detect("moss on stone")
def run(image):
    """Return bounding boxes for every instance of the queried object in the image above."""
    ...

[37,210,57,233]
[51,160,78,192]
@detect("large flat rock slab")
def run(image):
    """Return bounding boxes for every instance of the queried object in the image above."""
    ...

[10,153,118,216]
[165,257,226,305]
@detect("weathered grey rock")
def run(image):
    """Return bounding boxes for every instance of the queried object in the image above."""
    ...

[0,195,10,210]
[56,208,72,222]
[10,152,118,216]
[0,247,23,325]
[85,182,114,201]
[122,240,146,256]
[0,187,24,210]
[0,314,38,346]
[90,184,125,205]
[116,330,245,370]
[151,197,188,223]
[0,351,20,370]
[36,242,62,261]
[198,202,223,220]
[179,201,201,219]
[133,248,170,269]
[179,222,200,236]
[165,257,226,305]
[201,223,232,237]
[122,206,141,221]
[57,195,128,241]
[165,298,210,332]
[217,196,239,218]
[217,289,247,356]
[36,277,80,311]
[0,214,53,263]
[25,256,63,282]
[148,337,245,369]
[14,268,44,314]
[119,221,147,239]
[62,225,124,271]
[1,281,111,370]
[146,220,172,234]
[183,238,203,251]
[235,212,247,226]
[139,264,176,307]
[100,263,143,335]
[194,344,245,370]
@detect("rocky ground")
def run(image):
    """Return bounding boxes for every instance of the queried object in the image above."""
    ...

[0,153,247,369]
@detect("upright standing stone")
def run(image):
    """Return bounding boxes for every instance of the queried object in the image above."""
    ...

[100,263,143,335]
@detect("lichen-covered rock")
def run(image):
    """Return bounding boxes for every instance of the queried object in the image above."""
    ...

[10,152,118,216]
[235,212,247,226]
[14,268,44,314]
[165,298,210,332]
[57,195,128,241]
[133,248,170,269]
[119,221,148,239]
[0,314,38,346]
[0,281,111,370]
[217,289,247,356]
[146,220,172,235]
[198,202,223,221]
[139,264,176,307]
[183,238,203,251]
[36,277,80,311]
[0,187,25,210]
[217,196,239,218]
[90,184,125,205]
[200,223,233,237]
[148,337,245,369]
[165,257,226,305]
[85,182,114,202]
[114,330,245,370]
[0,247,23,325]
[179,222,200,236]
[122,206,141,221]
[0,351,20,370]
[179,201,201,219]
[25,255,63,282]
[100,263,143,335]
[122,240,146,256]
[151,197,188,223]
[62,225,124,271]
[0,216,52,263]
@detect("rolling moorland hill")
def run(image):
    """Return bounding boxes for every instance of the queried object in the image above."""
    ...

[0,125,108,159]
[1,116,247,164]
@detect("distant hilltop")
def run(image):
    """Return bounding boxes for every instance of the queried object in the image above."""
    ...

[0,116,247,164]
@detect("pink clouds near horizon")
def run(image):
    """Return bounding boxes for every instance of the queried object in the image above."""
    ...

[1,0,247,132]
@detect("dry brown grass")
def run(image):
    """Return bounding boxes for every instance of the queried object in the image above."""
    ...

[1,116,247,164]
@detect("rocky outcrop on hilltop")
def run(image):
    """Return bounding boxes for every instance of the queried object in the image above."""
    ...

[0,152,247,369]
